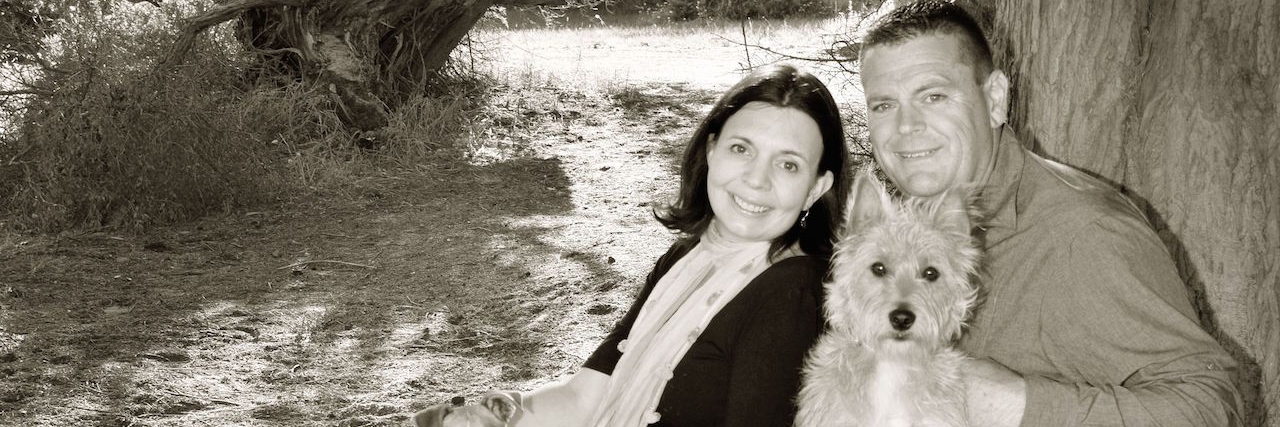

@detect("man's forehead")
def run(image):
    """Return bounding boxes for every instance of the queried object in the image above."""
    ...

[859,36,976,86]
[861,34,966,65]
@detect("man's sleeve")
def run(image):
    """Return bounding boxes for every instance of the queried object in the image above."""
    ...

[1019,213,1242,426]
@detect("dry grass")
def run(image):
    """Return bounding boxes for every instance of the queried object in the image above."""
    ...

[0,9,880,426]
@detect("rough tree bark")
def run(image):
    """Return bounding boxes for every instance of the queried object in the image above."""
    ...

[160,0,527,131]
[973,1,1279,425]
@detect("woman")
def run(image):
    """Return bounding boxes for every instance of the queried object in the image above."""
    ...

[416,64,852,427]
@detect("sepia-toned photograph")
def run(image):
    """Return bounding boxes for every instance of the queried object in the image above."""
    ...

[0,0,1274,426]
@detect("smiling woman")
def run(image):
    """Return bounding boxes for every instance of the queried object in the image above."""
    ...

[412,64,854,427]
[704,102,831,246]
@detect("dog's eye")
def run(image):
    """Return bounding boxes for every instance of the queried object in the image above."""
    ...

[870,262,887,277]
[922,266,939,282]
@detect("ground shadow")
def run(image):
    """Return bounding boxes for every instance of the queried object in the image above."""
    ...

[0,152,578,424]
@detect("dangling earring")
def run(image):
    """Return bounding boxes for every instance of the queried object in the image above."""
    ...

[799,210,809,228]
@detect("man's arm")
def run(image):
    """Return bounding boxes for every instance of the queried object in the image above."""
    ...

[962,358,1025,427]
[983,214,1241,426]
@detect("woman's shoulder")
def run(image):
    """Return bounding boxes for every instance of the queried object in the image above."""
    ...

[747,254,828,298]
[764,254,828,278]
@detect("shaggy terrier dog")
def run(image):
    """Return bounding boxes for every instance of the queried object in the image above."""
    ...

[796,170,980,427]
[413,393,519,427]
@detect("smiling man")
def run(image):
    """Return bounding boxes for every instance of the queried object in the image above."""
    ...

[857,2,1241,426]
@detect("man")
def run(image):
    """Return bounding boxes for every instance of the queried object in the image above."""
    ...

[857,1,1241,425]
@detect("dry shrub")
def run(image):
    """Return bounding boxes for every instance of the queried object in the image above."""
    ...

[0,2,365,231]
[380,66,490,164]
[4,68,278,231]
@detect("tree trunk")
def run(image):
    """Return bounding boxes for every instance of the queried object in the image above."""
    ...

[978,1,1279,425]
[162,0,504,131]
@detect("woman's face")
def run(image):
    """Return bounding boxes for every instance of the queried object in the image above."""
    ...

[705,101,833,244]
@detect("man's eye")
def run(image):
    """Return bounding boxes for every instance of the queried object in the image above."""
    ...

[870,103,892,113]
[925,93,947,103]
[780,161,798,172]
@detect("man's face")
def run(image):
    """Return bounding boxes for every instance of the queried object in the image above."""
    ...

[860,33,1005,197]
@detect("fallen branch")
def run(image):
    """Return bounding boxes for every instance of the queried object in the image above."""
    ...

[63,405,116,414]
[276,260,377,270]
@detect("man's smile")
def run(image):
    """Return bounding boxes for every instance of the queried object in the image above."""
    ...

[897,147,940,159]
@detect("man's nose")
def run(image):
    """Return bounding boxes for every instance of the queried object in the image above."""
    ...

[896,104,925,135]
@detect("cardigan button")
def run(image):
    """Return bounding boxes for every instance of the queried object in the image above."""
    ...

[706,291,722,306]
[645,411,662,424]
[617,339,629,353]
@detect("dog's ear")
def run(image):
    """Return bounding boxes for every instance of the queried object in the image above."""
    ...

[481,391,521,423]
[933,183,980,236]
[846,168,893,234]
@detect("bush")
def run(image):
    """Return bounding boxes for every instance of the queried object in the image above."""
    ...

[2,67,292,231]
[657,0,836,20]
[0,1,494,231]
[0,2,334,231]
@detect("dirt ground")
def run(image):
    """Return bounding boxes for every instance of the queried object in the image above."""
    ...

[0,14,869,425]
[0,28,760,426]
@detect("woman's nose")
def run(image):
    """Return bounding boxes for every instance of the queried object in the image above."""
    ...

[742,159,771,189]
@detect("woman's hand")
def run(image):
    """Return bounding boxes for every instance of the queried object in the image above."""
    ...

[411,392,522,427]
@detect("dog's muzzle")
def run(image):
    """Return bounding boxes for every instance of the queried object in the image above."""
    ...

[889,308,915,331]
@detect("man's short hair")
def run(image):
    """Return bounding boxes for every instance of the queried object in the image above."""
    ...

[862,0,994,82]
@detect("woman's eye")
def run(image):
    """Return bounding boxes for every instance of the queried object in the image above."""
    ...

[730,144,747,154]
[922,266,939,282]
[780,161,798,172]
[870,262,887,277]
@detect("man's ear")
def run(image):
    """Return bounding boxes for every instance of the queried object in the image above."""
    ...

[804,170,835,211]
[983,69,1010,128]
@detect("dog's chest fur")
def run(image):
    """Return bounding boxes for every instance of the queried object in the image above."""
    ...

[797,334,969,427]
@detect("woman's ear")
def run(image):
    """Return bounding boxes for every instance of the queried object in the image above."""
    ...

[705,133,718,158]
[805,170,835,210]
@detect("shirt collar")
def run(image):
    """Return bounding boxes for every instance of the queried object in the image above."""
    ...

[977,127,1027,244]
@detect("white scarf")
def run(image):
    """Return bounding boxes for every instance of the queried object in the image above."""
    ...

[590,226,773,426]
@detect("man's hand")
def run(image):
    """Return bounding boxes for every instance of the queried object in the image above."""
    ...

[962,358,1026,427]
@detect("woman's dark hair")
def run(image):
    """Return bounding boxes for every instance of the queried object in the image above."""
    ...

[656,64,852,261]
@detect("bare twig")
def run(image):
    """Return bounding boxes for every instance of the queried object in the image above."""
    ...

[164,389,243,406]
[276,260,377,270]
[716,34,845,64]
[63,405,116,414]
[249,47,306,59]
[0,89,53,97]
[740,20,752,69]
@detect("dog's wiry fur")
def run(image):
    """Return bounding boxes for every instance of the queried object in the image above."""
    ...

[797,170,981,427]
[412,393,519,427]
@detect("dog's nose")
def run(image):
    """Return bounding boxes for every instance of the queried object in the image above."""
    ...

[889,309,915,331]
